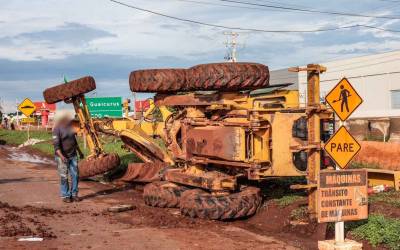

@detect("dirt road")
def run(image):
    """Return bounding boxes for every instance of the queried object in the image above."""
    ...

[0,145,310,250]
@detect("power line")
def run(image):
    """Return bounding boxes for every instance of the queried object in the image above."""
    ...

[218,0,400,20]
[109,0,400,33]
[177,0,308,12]
[376,0,400,3]
[178,0,400,26]
[325,51,400,70]
[321,70,400,82]
[326,57,400,74]
[175,0,285,11]
[254,0,313,9]
[273,70,400,84]
[271,56,400,82]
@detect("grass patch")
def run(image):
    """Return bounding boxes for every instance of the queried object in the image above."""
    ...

[369,191,400,208]
[349,214,400,250]
[290,206,308,221]
[0,129,140,171]
[350,161,379,169]
[259,177,307,207]
[0,129,52,145]
[274,194,304,207]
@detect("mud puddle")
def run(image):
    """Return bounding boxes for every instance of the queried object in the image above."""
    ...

[0,145,52,165]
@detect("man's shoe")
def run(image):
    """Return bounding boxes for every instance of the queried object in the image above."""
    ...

[72,196,82,202]
[62,197,72,203]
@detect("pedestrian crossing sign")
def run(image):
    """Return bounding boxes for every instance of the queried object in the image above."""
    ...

[325,78,363,121]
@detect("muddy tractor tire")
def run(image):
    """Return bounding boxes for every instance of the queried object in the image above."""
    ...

[129,63,269,93]
[78,153,120,179]
[129,69,187,93]
[187,63,269,91]
[43,76,96,104]
[143,181,189,208]
[180,187,262,220]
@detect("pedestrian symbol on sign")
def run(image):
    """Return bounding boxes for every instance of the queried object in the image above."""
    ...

[325,78,362,121]
[333,85,351,113]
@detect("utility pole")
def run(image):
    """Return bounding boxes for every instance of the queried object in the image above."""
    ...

[16,98,19,127]
[224,31,239,62]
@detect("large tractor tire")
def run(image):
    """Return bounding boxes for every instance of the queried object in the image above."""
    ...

[129,63,269,93]
[187,63,269,91]
[129,69,187,93]
[79,153,120,179]
[180,187,262,220]
[143,181,189,208]
[43,76,96,104]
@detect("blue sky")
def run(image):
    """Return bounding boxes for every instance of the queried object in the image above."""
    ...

[1,0,400,112]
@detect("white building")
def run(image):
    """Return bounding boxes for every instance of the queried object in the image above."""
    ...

[270,50,400,141]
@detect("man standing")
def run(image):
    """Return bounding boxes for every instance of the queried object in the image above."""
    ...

[53,111,84,203]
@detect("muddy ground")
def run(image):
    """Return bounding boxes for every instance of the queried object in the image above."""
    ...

[0,145,394,249]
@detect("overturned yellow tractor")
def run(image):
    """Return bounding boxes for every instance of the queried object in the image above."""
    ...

[43,62,334,220]
[126,63,334,220]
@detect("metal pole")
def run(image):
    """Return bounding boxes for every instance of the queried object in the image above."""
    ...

[133,92,137,119]
[335,120,345,244]
[27,122,30,140]
[16,98,19,127]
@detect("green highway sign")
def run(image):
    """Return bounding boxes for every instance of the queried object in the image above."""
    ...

[86,97,123,118]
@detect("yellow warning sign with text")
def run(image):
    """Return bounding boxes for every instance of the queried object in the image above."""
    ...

[324,126,361,169]
[318,169,368,223]
[21,117,35,123]
[325,78,363,121]
[18,98,36,117]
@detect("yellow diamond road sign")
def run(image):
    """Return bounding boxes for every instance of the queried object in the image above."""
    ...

[324,126,361,169]
[325,77,363,121]
[18,98,36,117]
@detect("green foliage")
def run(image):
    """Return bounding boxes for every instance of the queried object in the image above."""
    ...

[350,214,400,250]
[369,191,400,208]
[290,206,308,221]
[0,128,140,170]
[31,142,54,155]
[349,161,379,169]
[363,134,389,142]
[0,129,52,145]
[274,194,304,207]
[261,176,306,198]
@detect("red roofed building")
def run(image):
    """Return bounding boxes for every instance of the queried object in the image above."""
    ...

[34,102,56,127]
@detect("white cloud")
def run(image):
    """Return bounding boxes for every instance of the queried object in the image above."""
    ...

[1,0,398,62]
[1,0,400,103]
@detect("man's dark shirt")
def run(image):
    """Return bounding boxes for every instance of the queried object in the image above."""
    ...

[52,125,78,158]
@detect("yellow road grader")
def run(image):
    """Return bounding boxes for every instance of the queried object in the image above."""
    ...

[43,63,335,220]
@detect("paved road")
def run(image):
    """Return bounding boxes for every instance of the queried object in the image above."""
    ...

[0,146,298,250]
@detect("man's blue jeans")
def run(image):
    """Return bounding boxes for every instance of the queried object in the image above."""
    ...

[55,156,79,198]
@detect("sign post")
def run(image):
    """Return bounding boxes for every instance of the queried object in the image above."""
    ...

[18,98,36,139]
[321,77,364,248]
